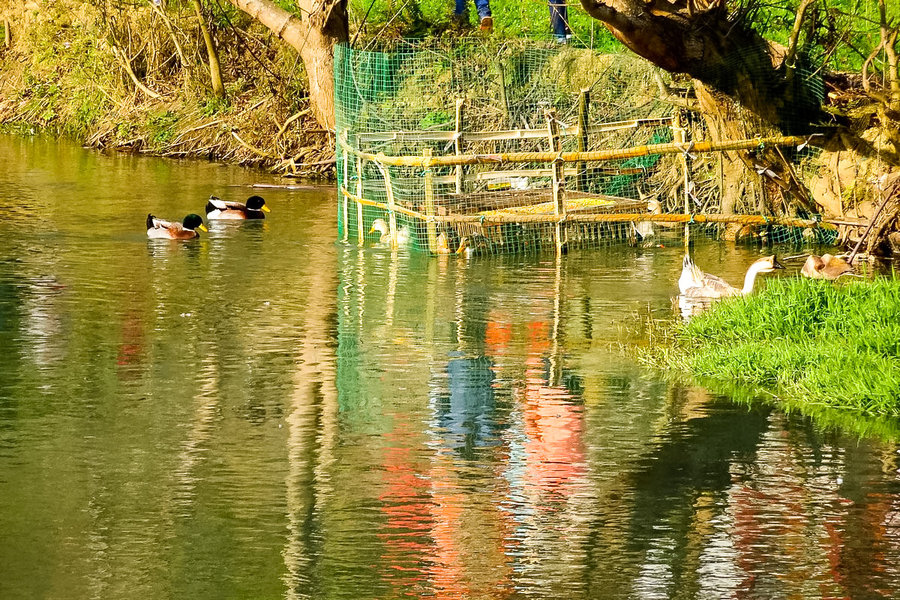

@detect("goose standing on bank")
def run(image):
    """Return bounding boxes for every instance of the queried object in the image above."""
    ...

[800,253,853,280]
[205,195,270,220]
[679,254,784,298]
[146,214,207,240]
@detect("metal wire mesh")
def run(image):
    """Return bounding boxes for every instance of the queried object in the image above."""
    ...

[334,39,832,255]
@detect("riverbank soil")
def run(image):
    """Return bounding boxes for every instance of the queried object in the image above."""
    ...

[0,1,334,178]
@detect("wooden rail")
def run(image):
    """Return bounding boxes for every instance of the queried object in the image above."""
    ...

[337,188,838,229]
[338,135,809,168]
[355,117,674,144]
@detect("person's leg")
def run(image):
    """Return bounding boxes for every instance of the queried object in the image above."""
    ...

[455,0,467,16]
[475,0,492,31]
[548,0,568,40]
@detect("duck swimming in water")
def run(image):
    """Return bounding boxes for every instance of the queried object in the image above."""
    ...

[205,195,270,220]
[456,234,492,258]
[146,213,207,240]
[679,254,784,298]
[369,218,411,246]
[800,253,853,280]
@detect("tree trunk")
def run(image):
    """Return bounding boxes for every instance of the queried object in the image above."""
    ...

[191,0,225,98]
[578,0,824,133]
[228,0,348,130]
[579,0,826,217]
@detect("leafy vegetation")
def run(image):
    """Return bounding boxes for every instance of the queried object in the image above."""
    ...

[640,277,900,417]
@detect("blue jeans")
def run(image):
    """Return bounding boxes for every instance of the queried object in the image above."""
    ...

[549,1,569,39]
[455,0,491,19]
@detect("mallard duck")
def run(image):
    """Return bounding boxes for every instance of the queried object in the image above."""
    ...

[679,254,784,298]
[435,232,451,255]
[205,195,270,220]
[369,218,410,246]
[146,213,207,240]
[800,253,853,280]
[456,234,492,257]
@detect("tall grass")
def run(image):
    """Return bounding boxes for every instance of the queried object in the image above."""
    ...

[651,277,900,417]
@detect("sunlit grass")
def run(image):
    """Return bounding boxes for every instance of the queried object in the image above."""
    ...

[641,277,900,417]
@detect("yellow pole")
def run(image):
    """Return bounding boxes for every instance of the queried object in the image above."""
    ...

[423,148,438,253]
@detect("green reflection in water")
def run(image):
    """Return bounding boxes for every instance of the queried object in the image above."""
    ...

[0,136,899,600]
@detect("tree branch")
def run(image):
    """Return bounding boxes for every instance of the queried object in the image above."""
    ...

[784,0,814,70]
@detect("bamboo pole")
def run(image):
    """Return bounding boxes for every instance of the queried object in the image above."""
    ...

[673,111,690,247]
[338,134,809,168]
[355,117,673,144]
[576,89,590,192]
[494,59,509,127]
[545,108,567,254]
[423,148,438,253]
[341,132,349,242]
[454,98,465,195]
[338,187,837,229]
[355,136,364,246]
[374,161,399,248]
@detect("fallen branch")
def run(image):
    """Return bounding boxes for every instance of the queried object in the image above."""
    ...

[230,129,274,158]
[110,45,161,99]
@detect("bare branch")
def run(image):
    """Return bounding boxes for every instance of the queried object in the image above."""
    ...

[784,0,815,70]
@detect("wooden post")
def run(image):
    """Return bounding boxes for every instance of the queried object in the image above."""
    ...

[423,148,438,254]
[545,108,567,255]
[375,161,399,249]
[454,98,465,195]
[576,89,590,192]
[673,111,690,247]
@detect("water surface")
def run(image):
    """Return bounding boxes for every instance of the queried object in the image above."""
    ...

[1,135,899,599]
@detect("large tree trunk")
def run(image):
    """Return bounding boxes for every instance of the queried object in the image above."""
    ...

[579,0,828,218]
[579,0,824,133]
[229,0,348,130]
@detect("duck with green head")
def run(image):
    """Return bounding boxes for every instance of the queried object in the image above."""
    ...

[205,195,270,220]
[146,213,207,240]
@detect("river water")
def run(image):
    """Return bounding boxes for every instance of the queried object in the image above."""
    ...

[1,134,900,599]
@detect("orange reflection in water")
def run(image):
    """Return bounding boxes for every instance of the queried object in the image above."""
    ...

[377,422,431,597]
[521,320,586,497]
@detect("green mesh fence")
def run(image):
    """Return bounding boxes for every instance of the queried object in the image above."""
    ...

[334,39,833,255]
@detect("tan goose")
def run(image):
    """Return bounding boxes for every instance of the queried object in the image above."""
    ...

[800,254,852,280]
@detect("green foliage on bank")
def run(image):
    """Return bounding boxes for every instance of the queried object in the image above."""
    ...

[347,0,619,50]
[347,0,895,72]
[642,277,900,417]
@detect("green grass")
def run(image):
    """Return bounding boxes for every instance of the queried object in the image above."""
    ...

[642,277,900,417]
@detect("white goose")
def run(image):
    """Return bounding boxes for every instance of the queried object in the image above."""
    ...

[679,254,784,299]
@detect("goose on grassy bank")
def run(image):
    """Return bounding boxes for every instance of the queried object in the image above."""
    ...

[800,253,853,280]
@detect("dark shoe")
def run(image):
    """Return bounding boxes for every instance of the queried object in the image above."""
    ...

[480,16,493,32]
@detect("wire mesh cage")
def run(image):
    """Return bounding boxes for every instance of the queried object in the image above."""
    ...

[334,39,834,255]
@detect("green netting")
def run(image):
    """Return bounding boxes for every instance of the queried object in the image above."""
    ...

[334,39,833,256]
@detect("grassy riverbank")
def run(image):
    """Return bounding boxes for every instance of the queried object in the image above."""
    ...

[0,2,334,176]
[640,277,900,417]
[0,1,621,178]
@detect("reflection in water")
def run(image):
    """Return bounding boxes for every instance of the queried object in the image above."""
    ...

[1,136,900,599]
